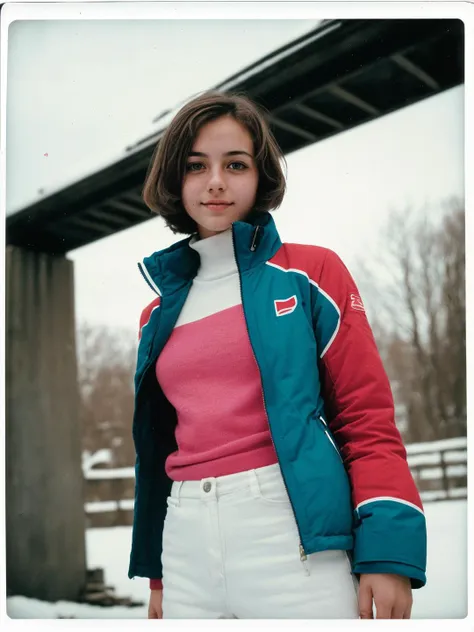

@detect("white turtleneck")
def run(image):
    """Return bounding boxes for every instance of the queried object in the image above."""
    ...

[155,226,278,482]
[173,228,241,328]
[189,228,237,280]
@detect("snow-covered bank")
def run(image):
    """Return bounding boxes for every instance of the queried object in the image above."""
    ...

[6,499,468,619]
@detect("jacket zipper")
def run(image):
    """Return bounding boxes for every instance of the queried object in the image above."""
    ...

[250,225,260,252]
[232,226,307,563]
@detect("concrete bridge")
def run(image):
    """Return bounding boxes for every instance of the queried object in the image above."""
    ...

[5,18,464,602]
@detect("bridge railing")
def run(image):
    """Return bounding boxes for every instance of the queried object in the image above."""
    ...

[83,437,467,529]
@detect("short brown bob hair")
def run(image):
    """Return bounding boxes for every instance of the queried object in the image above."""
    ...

[142,90,287,235]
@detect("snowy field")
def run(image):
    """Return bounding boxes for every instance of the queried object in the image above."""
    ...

[6,498,468,619]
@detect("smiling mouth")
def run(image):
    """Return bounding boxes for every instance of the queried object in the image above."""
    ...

[203,202,233,212]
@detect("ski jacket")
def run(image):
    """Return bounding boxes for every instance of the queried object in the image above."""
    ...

[128,212,427,587]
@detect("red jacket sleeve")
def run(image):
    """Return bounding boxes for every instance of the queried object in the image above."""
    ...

[316,249,422,508]
[314,250,426,586]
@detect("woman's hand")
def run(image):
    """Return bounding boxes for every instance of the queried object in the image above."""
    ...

[359,574,413,619]
[148,588,163,619]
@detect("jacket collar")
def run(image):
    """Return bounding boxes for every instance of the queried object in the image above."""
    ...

[139,211,282,297]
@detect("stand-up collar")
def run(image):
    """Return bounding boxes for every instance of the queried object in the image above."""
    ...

[139,211,282,297]
[188,228,237,282]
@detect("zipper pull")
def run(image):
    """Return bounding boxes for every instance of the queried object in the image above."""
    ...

[250,226,260,252]
[299,543,307,561]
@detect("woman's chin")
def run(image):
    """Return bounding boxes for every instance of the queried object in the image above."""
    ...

[199,220,233,237]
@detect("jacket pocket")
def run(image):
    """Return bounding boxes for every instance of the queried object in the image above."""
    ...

[319,415,343,462]
[291,413,353,540]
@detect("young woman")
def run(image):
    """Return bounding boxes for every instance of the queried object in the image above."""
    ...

[128,91,427,619]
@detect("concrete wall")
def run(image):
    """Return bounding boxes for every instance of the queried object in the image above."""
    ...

[6,246,87,602]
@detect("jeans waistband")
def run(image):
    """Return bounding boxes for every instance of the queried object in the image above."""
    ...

[170,463,284,501]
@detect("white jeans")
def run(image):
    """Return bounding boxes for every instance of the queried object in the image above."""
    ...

[161,463,359,619]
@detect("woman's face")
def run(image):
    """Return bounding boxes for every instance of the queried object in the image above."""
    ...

[181,115,259,239]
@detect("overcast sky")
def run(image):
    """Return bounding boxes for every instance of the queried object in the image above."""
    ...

[6,18,321,212]
[6,18,464,334]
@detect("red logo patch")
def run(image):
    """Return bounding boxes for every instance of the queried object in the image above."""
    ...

[350,293,365,312]
[275,295,298,317]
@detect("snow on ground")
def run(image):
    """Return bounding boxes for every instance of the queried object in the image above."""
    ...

[6,499,468,619]
[410,499,468,618]
[5,596,147,620]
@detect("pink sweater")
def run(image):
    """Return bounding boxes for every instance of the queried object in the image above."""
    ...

[157,228,277,479]
[149,229,277,590]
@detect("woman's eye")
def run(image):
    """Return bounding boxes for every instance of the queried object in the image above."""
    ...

[228,162,247,171]
[186,162,203,172]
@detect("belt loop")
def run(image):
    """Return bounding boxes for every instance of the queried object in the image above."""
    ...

[175,481,183,505]
[248,469,261,499]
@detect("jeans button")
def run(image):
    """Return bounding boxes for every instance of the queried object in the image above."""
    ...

[203,481,212,493]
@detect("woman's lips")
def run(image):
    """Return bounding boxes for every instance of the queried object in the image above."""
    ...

[204,202,233,212]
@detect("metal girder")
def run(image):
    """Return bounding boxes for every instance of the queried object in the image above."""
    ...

[269,116,319,141]
[106,198,149,218]
[326,85,380,116]
[68,216,119,235]
[86,208,132,227]
[292,103,344,130]
[391,53,440,90]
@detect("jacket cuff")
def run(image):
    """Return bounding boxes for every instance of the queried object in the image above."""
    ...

[150,578,163,590]
[353,499,427,587]
[354,561,426,589]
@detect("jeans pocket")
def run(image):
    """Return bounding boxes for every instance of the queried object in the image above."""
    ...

[255,476,291,505]
[166,495,180,509]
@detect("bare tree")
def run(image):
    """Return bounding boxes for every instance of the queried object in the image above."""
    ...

[356,198,465,442]
[77,323,137,467]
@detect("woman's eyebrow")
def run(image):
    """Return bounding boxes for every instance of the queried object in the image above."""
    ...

[188,150,253,158]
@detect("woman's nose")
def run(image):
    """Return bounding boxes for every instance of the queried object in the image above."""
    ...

[207,168,226,191]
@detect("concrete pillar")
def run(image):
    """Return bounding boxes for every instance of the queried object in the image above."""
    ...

[6,246,87,602]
